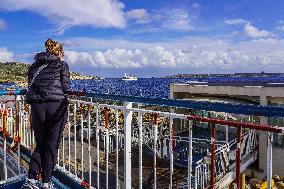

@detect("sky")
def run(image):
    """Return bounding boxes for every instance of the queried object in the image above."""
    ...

[1,0,284,77]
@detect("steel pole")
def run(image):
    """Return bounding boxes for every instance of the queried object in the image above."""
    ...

[236,127,242,189]
[124,102,133,189]
[210,122,216,189]
[188,120,193,189]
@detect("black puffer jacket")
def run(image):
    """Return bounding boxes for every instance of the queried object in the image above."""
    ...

[26,52,70,103]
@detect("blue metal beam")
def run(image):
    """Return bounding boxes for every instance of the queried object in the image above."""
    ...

[76,91,284,118]
[1,89,284,117]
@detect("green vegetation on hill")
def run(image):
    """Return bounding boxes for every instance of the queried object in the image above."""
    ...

[0,62,95,83]
[0,62,29,82]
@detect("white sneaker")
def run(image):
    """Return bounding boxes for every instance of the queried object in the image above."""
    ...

[41,182,54,189]
[21,179,41,189]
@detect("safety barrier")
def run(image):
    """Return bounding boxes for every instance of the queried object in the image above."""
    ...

[0,90,283,189]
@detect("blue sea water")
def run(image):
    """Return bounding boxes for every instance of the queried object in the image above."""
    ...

[71,78,187,99]
[70,76,284,99]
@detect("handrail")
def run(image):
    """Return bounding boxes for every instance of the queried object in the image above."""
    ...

[187,115,284,133]
[0,89,280,189]
[1,89,284,117]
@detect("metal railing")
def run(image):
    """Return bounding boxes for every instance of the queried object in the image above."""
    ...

[194,129,257,189]
[0,90,283,189]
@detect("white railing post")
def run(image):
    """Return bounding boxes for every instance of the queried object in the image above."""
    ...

[153,114,158,189]
[138,112,143,189]
[88,106,92,187]
[267,132,273,189]
[74,103,77,178]
[124,102,133,189]
[116,110,120,189]
[68,105,71,172]
[80,108,84,180]
[188,120,193,189]
[96,107,100,189]
[169,117,173,189]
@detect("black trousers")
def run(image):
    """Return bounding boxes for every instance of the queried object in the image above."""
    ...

[28,100,68,183]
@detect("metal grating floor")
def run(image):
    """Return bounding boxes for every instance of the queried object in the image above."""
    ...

[0,177,70,189]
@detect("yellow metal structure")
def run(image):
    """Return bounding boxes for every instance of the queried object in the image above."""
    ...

[259,179,275,189]
[242,174,246,189]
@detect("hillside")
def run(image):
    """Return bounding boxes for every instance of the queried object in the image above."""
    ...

[0,62,96,83]
[0,62,29,82]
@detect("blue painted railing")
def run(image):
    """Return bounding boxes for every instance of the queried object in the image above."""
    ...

[0,88,281,188]
[1,89,284,118]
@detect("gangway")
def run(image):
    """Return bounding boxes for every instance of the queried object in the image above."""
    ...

[0,90,283,189]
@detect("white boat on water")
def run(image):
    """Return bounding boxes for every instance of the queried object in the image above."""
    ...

[122,73,137,81]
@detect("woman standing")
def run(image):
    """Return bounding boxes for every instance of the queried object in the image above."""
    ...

[23,39,70,189]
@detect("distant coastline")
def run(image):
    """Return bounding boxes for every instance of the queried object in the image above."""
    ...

[70,72,104,80]
[165,72,284,79]
[1,62,284,84]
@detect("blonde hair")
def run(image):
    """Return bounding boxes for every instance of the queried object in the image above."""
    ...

[45,39,64,60]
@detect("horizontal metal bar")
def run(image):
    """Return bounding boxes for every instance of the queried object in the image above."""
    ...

[187,115,284,133]
[129,108,188,119]
[69,99,124,110]
[69,99,99,106]
[0,90,26,96]
[71,91,284,118]
[98,104,124,110]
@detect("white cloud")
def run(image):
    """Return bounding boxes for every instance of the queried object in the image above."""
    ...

[224,18,247,25]
[160,9,194,30]
[126,9,151,24]
[125,8,197,31]
[0,47,14,62]
[0,0,126,32]
[0,19,6,30]
[224,19,272,38]
[63,37,284,73]
[65,47,179,69]
[244,23,272,38]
